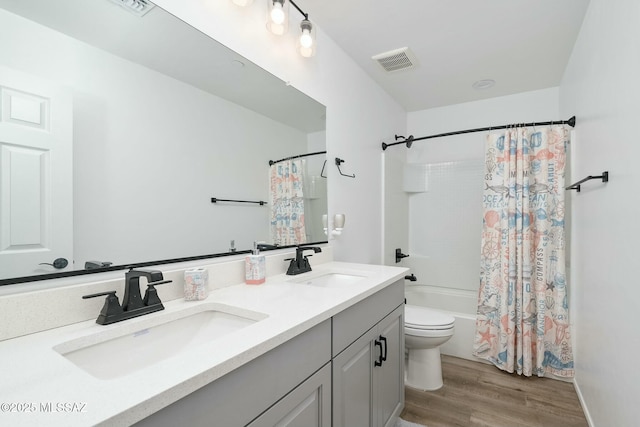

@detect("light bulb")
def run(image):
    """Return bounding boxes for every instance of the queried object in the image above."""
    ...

[270,2,285,24]
[298,20,315,57]
[300,29,313,48]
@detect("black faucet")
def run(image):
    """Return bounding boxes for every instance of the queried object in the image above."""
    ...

[285,246,322,275]
[257,243,279,251]
[83,268,172,325]
[122,269,164,311]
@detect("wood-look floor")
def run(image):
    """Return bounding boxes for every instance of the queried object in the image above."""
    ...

[400,355,589,427]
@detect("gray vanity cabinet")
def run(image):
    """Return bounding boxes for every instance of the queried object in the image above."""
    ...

[135,279,404,427]
[332,280,405,427]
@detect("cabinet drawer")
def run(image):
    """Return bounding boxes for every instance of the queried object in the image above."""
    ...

[332,280,403,357]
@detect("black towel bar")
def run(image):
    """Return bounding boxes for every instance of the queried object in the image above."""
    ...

[565,171,608,192]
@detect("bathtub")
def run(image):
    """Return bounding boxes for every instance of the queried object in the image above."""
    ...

[405,284,478,361]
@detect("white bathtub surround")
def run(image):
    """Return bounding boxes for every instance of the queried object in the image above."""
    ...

[0,260,407,426]
[0,246,332,341]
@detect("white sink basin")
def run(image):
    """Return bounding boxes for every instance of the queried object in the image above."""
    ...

[292,272,366,288]
[54,304,267,380]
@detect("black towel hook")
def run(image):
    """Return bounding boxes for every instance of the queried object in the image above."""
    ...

[335,157,355,178]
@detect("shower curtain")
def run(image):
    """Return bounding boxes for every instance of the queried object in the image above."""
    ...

[473,125,574,378]
[269,159,307,246]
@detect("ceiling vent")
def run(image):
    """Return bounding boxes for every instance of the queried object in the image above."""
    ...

[107,0,156,17]
[372,47,418,73]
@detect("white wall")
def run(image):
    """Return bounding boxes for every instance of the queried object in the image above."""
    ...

[154,0,406,264]
[560,0,640,425]
[0,9,308,267]
[405,88,560,294]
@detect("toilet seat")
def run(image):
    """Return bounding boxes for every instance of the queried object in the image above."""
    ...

[404,305,455,331]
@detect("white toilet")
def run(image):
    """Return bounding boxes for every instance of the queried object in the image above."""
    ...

[404,304,455,391]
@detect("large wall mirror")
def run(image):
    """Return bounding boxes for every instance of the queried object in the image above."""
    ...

[0,0,327,285]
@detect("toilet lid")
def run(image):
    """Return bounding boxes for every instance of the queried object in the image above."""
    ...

[405,305,455,330]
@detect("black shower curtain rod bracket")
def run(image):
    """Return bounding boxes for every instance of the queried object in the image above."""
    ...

[381,116,576,151]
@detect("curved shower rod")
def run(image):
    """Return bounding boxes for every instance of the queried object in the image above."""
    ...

[381,116,576,151]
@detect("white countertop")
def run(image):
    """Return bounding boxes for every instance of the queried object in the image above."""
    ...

[0,261,407,426]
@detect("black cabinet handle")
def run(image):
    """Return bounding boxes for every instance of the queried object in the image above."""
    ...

[374,339,383,367]
[380,335,388,362]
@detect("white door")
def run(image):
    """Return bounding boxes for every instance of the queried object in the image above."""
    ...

[0,66,73,279]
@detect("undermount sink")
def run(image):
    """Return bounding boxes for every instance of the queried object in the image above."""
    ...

[54,304,267,380]
[292,272,366,288]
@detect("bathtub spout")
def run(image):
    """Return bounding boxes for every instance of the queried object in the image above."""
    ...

[405,274,417,282]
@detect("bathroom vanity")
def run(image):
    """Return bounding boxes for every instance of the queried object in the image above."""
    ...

[0,260,407,426]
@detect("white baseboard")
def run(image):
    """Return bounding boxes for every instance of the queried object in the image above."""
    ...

[573,378,595,427]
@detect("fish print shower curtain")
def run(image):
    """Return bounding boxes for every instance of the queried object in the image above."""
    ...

[269,159,307,246]
[473,125,574,377]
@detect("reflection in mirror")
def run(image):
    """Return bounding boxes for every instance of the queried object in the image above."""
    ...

[0,0,327,285]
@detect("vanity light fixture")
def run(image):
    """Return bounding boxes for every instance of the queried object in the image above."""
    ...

[234,0,315,57]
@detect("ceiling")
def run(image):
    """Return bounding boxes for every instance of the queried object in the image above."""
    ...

[302,0,590,112]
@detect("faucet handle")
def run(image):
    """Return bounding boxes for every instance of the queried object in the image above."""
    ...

[143,279,172,306]
[83,291,123,324]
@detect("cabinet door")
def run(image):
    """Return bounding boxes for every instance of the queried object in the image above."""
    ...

[248,363,331,427]
[375,305,405,427]
[332,327,378,427]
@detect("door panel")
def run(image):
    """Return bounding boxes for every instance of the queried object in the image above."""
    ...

[0,66,72,278]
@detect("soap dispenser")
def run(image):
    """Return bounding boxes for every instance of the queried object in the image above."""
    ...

[245,241,266,284]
